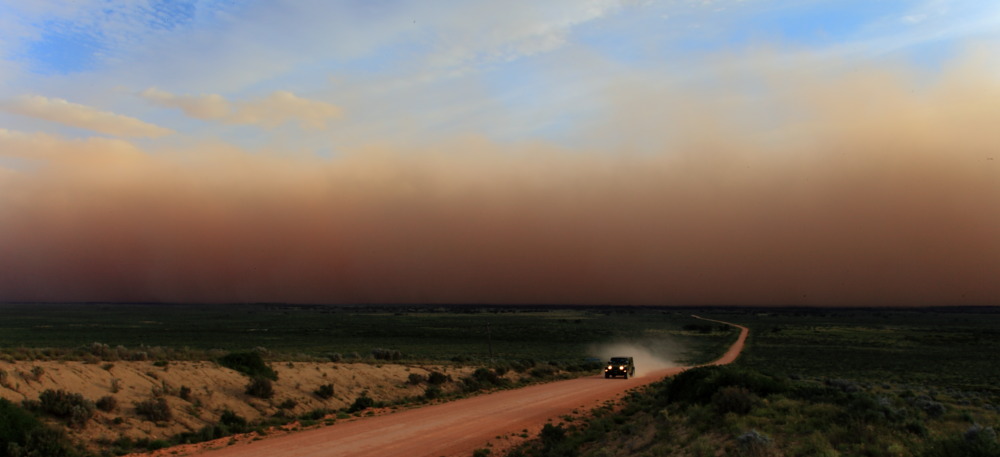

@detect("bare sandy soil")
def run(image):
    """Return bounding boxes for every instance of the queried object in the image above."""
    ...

[164,318,748,457]
[0,359,474,450]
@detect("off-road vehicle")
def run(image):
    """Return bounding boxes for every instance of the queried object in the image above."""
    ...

[604,356,635,379]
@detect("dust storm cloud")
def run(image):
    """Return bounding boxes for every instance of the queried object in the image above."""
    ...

[1,53,998,306]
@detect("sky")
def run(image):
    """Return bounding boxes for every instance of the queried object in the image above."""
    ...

[1,0,999,306]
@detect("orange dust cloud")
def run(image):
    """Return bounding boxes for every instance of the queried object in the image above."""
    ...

[1,51,998,306]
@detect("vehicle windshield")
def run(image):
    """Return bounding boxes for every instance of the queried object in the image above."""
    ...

[609,357,629,364]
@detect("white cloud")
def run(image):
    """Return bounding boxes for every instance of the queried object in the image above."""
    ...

[0,95,173,138]
[418,0,621,70]
[140,88,342,130]
[0,128,145,164]
[227,90,342,130]
[139,87,230,120]
[5,0,999,149]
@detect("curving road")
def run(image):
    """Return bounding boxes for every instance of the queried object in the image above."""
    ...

[188,316,748,457]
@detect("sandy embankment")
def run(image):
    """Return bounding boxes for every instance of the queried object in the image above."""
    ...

[0,359,473,449]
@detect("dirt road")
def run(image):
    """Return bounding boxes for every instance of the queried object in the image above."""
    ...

[188,317,748,457]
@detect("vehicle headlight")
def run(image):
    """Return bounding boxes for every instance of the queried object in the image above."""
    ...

[619,366,625,370]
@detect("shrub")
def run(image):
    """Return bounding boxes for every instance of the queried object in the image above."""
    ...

[539,423,567,452]
[462,367,510,392]
[912,396,947,418]
[219,410,248,431]
[135,397,172,422]
[4,426,79,457]
[825,378,861,393]
[245,377,275,399]
[424,385,442,400]
[314,383,335,399]
[905,420,928,437]
[278,399,297,409]
[348,392,375,413]
[472,368,501,385]
[218,351,278,381]
[427,371,449,385]
[175,410,249,445]
[300,408,330,421]
[371,348,402,361]
[964,424,997,443]
[666,366,786,406]
[407,373,426,385]
[461,378,483,393]
[327,353,343,362]
[96,396,118,412]
[1,398,43,450]
[510,359,536,373]
[923,424,1000,457]
[712,386,755,415]
[179,385,192,401]
[34,389,95,427]
[529,366,556,379]
[736,430,773,457]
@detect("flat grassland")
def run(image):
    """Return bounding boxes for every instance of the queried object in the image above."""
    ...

[716,307,1000,392]
[0,303,735,365]
[503,306,1000,457]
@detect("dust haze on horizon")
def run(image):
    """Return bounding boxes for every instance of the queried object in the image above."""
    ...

[1,2,999,307]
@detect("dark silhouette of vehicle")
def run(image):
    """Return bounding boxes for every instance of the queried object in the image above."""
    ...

[604,356,635,379]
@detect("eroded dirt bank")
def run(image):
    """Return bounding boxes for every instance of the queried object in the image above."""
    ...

[0,359,473,450]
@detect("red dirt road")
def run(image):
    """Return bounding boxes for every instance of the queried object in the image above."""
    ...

[189,317,748,457]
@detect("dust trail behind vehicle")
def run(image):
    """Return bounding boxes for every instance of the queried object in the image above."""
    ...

[589,339,681,378]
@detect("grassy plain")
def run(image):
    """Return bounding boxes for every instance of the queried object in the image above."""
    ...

[503,307,1000,457]
[0,304,735,365]
[712,307,1000,392]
